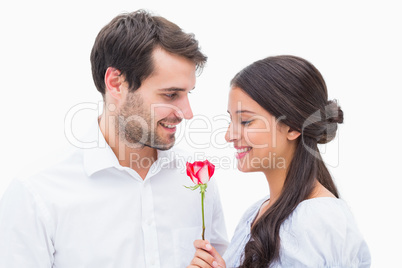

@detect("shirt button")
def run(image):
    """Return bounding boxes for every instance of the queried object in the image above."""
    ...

[147,219,152,226]
[151,258,155,265]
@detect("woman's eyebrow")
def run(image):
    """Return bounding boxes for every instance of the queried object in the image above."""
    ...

[235,110,255,114]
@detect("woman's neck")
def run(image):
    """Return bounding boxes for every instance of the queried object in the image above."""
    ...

[263,167,287,205]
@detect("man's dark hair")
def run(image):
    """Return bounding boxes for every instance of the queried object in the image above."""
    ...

[90,9,207,95]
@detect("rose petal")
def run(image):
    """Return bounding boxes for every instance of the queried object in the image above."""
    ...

[186,163,196,184]
[196,165,210,184]
[192,161,204,174]
[205,160,215,179]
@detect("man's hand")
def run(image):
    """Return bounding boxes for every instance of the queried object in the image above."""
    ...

[187,240,226,268]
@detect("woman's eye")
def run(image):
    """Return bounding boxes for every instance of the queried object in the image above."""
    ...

[241,120,253,126]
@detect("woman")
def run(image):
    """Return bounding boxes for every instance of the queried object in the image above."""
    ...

[188,55,371,268]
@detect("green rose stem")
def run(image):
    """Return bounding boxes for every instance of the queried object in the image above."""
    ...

[200,184,207,240]
[185,159,215,241]
[185,183,208,240]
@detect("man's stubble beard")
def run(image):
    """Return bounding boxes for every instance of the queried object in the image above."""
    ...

[116,92,175,150]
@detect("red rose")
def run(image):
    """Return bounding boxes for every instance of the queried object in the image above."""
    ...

[186,160,215,185]
[185,160,215,240]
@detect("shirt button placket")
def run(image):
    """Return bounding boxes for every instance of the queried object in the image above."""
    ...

[141,180,160,267]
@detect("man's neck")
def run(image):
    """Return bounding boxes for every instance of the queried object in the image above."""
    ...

[99,113,157,180]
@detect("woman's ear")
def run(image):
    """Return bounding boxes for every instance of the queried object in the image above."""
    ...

[287,128,301,141]
[104,67,124,100]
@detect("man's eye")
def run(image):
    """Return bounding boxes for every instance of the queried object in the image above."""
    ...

[165,93,177,99]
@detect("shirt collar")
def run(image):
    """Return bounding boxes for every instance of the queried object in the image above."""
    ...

[83,118,181,177]
[83,120,120,177]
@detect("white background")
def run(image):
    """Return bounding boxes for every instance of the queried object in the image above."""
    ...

[0,1,401,267]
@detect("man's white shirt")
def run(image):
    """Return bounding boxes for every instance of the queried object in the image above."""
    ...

[0,121,228,268]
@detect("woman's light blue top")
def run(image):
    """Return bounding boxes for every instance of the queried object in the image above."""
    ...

[223,197,371,267]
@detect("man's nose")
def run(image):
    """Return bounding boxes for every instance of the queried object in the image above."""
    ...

[175,96,193,120]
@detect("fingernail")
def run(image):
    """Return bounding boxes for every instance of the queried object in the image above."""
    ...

[206,243,212,250]
[212,261,218,268]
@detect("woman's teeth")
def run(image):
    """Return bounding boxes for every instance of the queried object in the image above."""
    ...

[237,147,252,153]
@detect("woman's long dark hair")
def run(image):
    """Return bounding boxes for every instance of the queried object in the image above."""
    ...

[232,55,344,268]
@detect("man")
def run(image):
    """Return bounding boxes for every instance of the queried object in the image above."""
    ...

[0,10,228,268]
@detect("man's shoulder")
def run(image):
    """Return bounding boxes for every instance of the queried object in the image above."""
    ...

[1,149,85,211]
[18,149,85,189]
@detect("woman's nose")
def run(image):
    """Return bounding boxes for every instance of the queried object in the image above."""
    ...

[225,122,240,143]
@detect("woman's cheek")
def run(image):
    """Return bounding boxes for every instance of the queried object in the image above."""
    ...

[244,128,271,149]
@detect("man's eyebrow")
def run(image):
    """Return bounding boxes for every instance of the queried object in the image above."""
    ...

[159,86,195,92]
[159,87,185,92]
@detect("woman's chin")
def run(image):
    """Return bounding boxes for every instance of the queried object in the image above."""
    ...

[236,163,256,173]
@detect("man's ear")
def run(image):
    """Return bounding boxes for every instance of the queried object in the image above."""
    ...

[287,128,301,141]
[104,67,124,100]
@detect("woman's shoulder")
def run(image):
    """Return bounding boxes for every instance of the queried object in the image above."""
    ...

[278,197,371,267]
[286,197,361,232]
[290,197,350,221]
[282,197,365,243]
